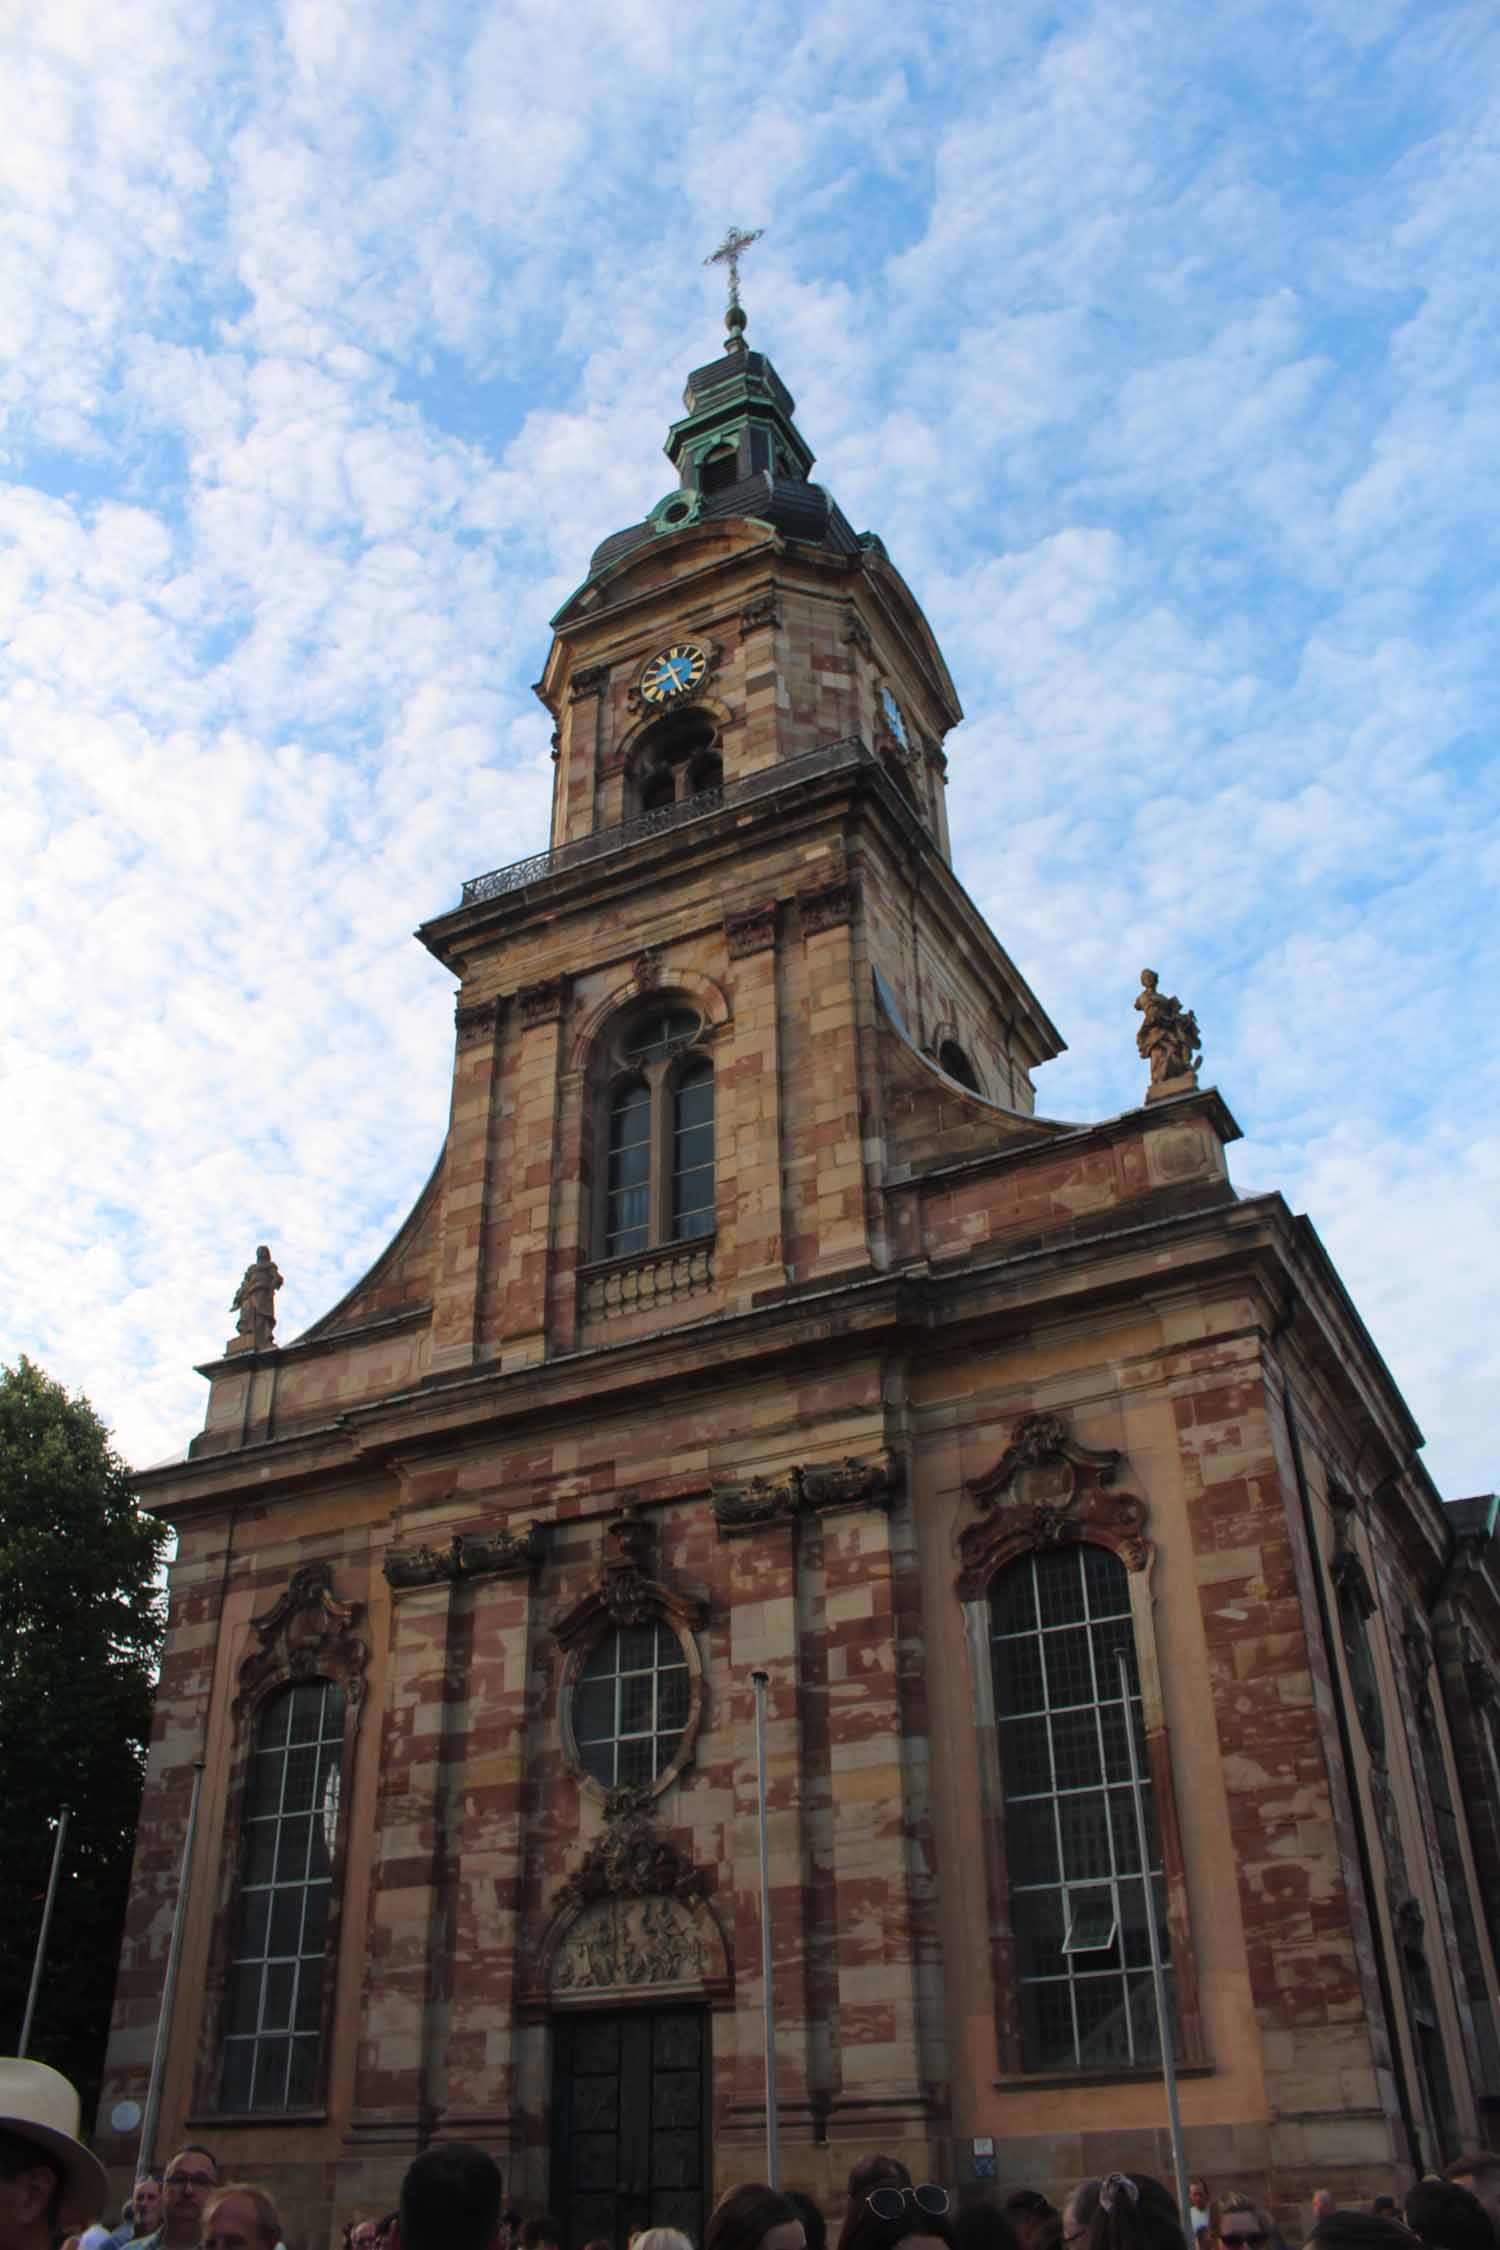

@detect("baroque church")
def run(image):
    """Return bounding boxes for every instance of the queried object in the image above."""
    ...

[99,291,1500,2248]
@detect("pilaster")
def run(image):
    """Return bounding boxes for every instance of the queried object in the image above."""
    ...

[496,977,572,1365]
[432,994,508,1370]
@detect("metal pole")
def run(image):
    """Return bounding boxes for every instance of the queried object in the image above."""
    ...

[18,1805,71,2056]
[140,1761,206,2174]
[751,1669,780,2186]
[1117,1650,1190,2219]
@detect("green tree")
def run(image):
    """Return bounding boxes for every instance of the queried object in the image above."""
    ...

[0,1356,168,2124]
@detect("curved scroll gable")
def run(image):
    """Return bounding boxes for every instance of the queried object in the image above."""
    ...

[235,1560,369,1716]
[957,1410,1149,1597]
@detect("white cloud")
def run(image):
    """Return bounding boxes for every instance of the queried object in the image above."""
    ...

[0,0,1493,1509]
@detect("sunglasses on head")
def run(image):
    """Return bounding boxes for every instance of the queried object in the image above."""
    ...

[867,2188,951,2222]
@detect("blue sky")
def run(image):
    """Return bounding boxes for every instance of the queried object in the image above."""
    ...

[2,0,1495,1495]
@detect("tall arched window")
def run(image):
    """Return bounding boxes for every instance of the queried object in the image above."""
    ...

[990,1544,1174,2072]
[219,1677,345,2112]
[597,1008,715,1261]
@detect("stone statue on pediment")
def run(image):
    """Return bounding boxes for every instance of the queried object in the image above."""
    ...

[229,1244,283,1353]
[1134,969,1201,1099]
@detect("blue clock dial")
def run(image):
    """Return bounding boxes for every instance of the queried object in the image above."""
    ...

[640,640,709,705]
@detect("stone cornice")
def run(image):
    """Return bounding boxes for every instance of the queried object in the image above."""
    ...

[143,1196,1387,1522]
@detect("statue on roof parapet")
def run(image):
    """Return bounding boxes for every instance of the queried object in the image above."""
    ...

[1135,968,1201,1102]
[229,1242,284,1354]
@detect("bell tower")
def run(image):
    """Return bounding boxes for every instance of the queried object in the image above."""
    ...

[411,285,1063,1377]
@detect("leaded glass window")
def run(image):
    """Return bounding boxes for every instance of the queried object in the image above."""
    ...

[572,1623,693,1786]
[219,1678,344,2112]
[990,1544,1175,2072]
[595,1009,714,1261]
[605,1080,652,1257]
[673,1063,715,1239]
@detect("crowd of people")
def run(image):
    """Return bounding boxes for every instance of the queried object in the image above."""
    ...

[4,2057,1500,2250]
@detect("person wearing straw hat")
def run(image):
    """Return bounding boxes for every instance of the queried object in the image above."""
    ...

[0,2057,109,2250]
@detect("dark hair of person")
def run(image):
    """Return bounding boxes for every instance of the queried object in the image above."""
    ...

[842,2201,959,2250]
[838,2167,916,2250]
[523,2218,565,2250]
[1069,2191,1103,2237]
[0,2130,64,2229]
[852,2164,915,2202]
[1086,2174,1186,2250]
[399,2142,503,2250]
[1405,2180,1494,2250]
[1033,2221,1061,2250]
[1306,2216,1420,2250]
[582,2240,613,2250]
[1370,2205,1396,2219]
[710,2185,803,2250]
[1005,2201,1058,2226]
[957,2204,1023,2250]
[171,2146,220,2176]
[373,2213,400,2244]
[787,2189,829,2250]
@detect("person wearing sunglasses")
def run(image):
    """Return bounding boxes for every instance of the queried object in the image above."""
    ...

[843,2179,957,2250]
[1211,2199,1279,2250]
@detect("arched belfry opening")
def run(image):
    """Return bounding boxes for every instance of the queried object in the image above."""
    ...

[629,711,723,818]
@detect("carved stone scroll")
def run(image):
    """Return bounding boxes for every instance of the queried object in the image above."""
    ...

[724,901,778,958]
[957,1410,1148,1595]
[383,1522,545,1592]
[713,1454,899,1539]
[236,1561,368,1713]
[798,873,861,934]
[519,974,572,1027]
[455,994,506,1048]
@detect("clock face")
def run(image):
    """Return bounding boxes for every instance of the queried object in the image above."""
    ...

[640,641,709,705]
[880,685,909,749]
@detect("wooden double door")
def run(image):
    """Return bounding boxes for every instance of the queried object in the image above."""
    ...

[549,2006,710,2250]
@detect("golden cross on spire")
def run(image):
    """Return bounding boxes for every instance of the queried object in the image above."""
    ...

[705,225,763,316]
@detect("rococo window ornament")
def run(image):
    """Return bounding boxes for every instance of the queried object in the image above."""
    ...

[957,1412,1149,1597]
[554,1506,708,1800]
[235,1561,368,1713]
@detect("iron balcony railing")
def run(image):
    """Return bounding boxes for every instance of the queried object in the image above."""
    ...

[460,735,870,906]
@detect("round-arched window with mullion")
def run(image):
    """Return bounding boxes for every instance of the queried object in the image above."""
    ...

[219,1676,344,2113]
[571,1622,693,1787]
[989,1543,1173,2073]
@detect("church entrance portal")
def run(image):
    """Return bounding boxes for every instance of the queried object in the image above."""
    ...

[549,2005,710,2250]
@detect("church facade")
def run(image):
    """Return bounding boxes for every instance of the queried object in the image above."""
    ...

[98,308,1500,2247]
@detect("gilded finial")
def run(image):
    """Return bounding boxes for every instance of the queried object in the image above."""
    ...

[705,225,763,349]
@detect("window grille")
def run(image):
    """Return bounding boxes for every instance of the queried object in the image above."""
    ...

[572,1623,693,1787]
[219,1678,344,2112]
[990,1544,1175,2072]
